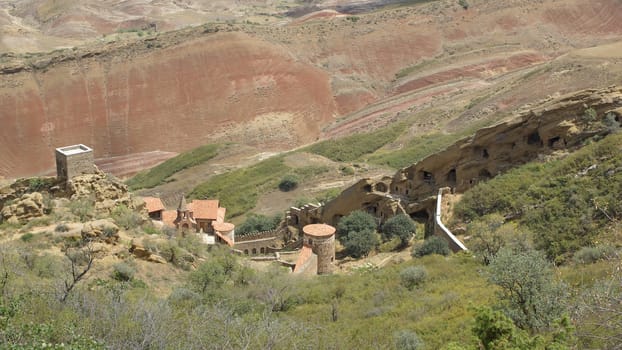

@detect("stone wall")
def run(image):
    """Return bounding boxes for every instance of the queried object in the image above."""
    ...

[235,230,279,242]
[234,236,278,255]
[56,146,95,181]
[309,235,335,275]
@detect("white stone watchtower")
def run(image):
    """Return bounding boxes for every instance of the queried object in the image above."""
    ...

[55,144,95,182]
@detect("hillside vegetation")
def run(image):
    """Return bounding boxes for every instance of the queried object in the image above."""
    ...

[126,144,220,190]
[455,132,622,262]
[2,130,622,349]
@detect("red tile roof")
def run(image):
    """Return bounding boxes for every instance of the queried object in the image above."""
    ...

[215,231,234,247]
[143,197,165,213]
[212,222,235,232]
[188,199,220,220]
[303,224,336,237]
[293,246,314,273]
[161,210,177,227]
[217,207,226,223]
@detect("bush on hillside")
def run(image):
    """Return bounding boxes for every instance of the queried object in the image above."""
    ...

[343,229,379,258]
[382,214,416,247]
[112,205,143,230]
[112,262,135,282]
[278,174,299,192]
[412,236,450,257]
[337,210,377,238]
[394,330,425,350]
[400,265,428,290]
[573,245,617,265]
[488,248,568,332]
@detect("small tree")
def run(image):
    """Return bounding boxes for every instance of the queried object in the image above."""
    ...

[337,210,377,238]
[344,229,379,258]
[382,214,416,247]
[488,248,568,333]
[60,243,95,302]
[472,307,530,350]
[278,175,299,192]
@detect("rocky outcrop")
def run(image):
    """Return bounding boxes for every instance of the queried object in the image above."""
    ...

[81,219,120,244]
[68,169,143,214]
[0,192,47,224]
[129,243,167,264]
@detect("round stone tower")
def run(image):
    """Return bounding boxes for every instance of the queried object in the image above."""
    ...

[302,223,336,275]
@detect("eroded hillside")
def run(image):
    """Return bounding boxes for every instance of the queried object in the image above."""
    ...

[2,0,622,179]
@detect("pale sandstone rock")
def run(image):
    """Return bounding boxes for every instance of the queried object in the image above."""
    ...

[81,219,119,244]
[0,192,45,223]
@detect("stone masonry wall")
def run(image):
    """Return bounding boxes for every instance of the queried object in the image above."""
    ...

[56,150,95,180]
[311,235,335,275]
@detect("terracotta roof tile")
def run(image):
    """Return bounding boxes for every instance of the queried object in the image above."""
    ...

[303,224,336,237]
[293,246,314,273]
[143,197,165,213]
[161,210,177,227]
[217,207,226,223]
[213,222,235,232]
[215,231,234,247]
[188,199,220,220]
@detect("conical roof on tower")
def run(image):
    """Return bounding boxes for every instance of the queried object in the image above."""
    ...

[178,194,188,211]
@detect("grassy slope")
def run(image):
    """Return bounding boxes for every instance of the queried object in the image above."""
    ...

[126,144,220,190]
[455,132,622,260]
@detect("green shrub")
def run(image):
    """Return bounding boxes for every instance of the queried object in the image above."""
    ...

[111,205,143,230]
[379,237,401,252]
[278,174,299,192]
[400,265,428,290]
[55,223,69,232]
[337,210,377,238]
[382,214,416,246]
[343,229,379,258]
[112,262,135,282]
[142,224,160,235]
[488,248,568,332]
[394,330,425,350]
[573,245,617,265]
[340,166,355,175]
[413,236,450,257]
[28,177,47,192]
[458,0,469,10]
[69,197,94,222]
[20,233,35,242]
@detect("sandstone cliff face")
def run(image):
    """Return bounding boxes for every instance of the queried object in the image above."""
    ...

[289,87,622,231]
[392,87,622,204]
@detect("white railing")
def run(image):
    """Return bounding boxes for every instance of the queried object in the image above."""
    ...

[435,188,468,252]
